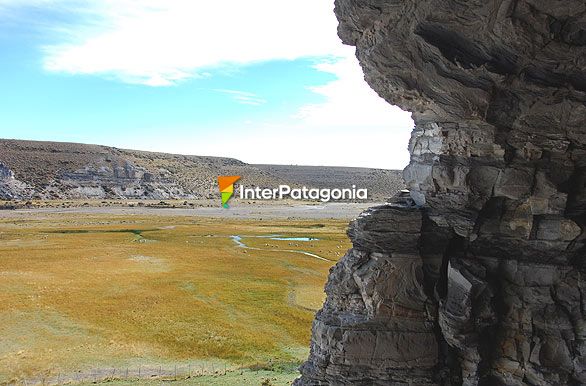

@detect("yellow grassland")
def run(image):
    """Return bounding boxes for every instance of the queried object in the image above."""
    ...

[0,214,351,383]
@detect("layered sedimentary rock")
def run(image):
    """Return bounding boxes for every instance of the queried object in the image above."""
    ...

[299,202,441,385]
[0,139,252,200]
[0,161,32,200]
[298,1,586,384]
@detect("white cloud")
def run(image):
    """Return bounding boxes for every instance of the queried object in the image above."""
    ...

[297,49,413,130]
[22,0,345,86]
[213,89,267,106]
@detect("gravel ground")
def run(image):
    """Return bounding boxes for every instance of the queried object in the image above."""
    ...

[0,202,384,220]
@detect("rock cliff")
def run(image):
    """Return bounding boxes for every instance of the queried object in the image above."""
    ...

[297,1,586,385]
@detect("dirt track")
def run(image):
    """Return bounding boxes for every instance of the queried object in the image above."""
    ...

[0,202,382,220]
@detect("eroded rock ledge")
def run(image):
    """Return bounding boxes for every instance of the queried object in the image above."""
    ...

[297,1,586,384]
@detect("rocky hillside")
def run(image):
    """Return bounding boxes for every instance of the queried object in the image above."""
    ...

[0,139,403,201]
[255,164,403,201]
[297,1,586,385]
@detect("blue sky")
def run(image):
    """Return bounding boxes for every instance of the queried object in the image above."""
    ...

[0,0,413,169]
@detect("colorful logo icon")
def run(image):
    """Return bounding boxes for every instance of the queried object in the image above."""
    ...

[217,176,241,208]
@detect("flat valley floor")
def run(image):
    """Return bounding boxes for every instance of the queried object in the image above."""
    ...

[0,203,374,385]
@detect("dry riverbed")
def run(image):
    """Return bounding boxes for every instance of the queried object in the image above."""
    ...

[0,200,379,220]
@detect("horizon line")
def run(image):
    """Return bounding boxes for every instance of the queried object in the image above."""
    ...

[0,137,404,171]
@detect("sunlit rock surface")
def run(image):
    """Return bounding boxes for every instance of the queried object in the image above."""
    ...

[297,0,586,384]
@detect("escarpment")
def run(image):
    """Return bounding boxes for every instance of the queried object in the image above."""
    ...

[297,1,586,385]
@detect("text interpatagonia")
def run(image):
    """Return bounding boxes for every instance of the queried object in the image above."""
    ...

[239,185,368,202]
